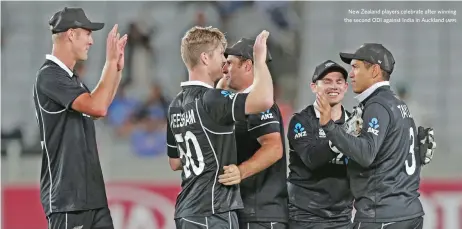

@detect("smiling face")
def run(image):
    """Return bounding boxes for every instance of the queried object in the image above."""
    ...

[311,71,348,106]
[68,28,94,61]
[222,55,253,91]
[206,44,227,83]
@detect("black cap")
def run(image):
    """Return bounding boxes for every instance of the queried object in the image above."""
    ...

[224,38,272,63]
[49,7,104,34]
[339,43,395,74]
[312,60,348,83]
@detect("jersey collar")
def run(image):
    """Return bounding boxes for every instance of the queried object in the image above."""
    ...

[45,54,73,77]
[313,101,349,121]
[354,81,390,103]
[241,85,253,93]
[180,81,214,89]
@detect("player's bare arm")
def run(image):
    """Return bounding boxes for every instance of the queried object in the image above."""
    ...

[169,158,183,171]
[218,132,282,185]
[244,30,274,114]
[239,132,283,180]
[72,25,127,118]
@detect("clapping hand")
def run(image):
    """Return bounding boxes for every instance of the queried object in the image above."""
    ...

[105,24,128,71]
[316,91,332,126]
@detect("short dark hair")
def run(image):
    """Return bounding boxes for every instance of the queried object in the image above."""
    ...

[364,61,390,81]
[237,56,252,67]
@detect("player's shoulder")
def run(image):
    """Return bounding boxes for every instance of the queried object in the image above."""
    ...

[294,105,316,119]
[289,105,315,125]
[204,88,237,98]
[364,96,396,120]
[38,60,67,77]
[202,88,237,105]
[168,91,183,107]
[36,65,71,90]
[367,88,400,106]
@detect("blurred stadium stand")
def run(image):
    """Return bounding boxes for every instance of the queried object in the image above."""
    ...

[1,1,461,229]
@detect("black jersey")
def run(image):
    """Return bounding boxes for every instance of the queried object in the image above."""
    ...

[287,104,353,222]
[166,81,249,219]
[322,83,424,222]
[234,104,288,223]
[33,55,107,216]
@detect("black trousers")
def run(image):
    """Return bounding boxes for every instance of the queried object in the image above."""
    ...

[352,217,423,229]
[175,211,239,229]
[241,221,287,229]
[47,207,113,229]
[288,219,351,229]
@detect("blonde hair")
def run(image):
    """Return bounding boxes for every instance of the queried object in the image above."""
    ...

[181,26,227,69]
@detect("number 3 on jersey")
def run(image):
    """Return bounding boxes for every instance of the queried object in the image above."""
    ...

[405,127,416,175]
[175,131,205,178]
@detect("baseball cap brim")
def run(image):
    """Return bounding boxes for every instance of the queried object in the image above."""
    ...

[80,22,105,31]
[224,47,241,58]
[224,47,273,63]
[339,52,362,65]
[313,66,348,83]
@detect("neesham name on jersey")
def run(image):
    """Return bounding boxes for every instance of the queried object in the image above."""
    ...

[170,109,197,129]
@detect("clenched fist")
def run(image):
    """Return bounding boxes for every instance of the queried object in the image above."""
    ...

[218,164,241,186]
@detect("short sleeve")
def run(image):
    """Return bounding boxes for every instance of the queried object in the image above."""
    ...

[38,68,87,109]
[202,89,248,125]
[166,122,179,158]
[247,104,281,138]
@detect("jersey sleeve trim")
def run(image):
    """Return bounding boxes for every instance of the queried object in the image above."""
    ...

[232,93,239,122]
[248,120,280,131]
[231,93,247,122]
[204,126,234,135]
[167,143,177,148]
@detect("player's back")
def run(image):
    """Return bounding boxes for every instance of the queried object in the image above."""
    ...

[349,87,424,222]
[168,82,245,219]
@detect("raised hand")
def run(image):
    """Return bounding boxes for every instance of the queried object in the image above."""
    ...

[316,90,332,126]
[117,34,128,71]
[106,24,120,62]
[253,30,270,63]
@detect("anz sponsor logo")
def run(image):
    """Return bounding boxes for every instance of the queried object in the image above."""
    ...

[260,110,273,120]
[221,90,236,100]
[367,117,380,136]
[294,123,307,139]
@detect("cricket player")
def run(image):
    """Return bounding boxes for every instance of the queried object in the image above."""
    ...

[218,38,289,229]
[166,27,274,229]
[317,43,436,229]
